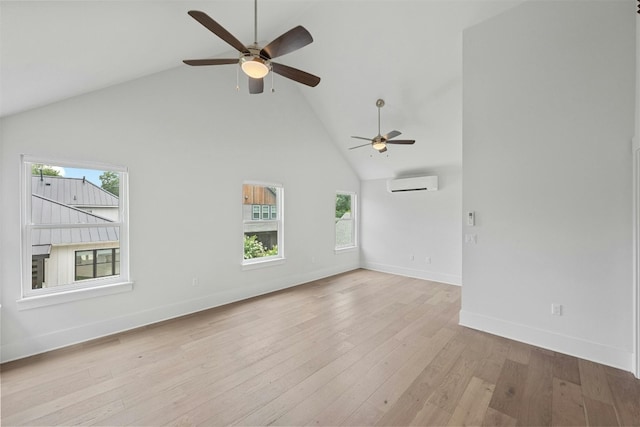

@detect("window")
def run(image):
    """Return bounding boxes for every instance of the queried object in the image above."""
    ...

[75,248,120,280]
[335,192,357,250]
[21,156,130,302]
[243,183,284,265]
[251,204,278,221]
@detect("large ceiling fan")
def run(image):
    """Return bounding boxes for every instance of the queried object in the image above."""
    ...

[182,0,320,94]
[350,99,416,153]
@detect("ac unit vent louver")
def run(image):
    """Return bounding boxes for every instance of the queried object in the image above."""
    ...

[386,176,438,193]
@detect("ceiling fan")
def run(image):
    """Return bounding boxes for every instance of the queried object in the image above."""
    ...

[182,0,320,94]
[350,99,416,153]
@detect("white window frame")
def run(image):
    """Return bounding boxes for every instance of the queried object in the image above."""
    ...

[335,191,358,252]
[19,155,132,309]
[242,181,284,268]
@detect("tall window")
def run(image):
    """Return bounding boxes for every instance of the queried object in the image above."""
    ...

[335,192,357,250]
[242,183,284,264]
[21,156,130,299]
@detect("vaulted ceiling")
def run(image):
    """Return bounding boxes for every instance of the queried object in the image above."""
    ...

[0,0,522,180]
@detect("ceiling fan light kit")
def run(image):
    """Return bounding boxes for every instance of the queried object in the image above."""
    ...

[372,138,386,151]
[182,0,320,94]
[350,99,416,153]
[240,55,270,79]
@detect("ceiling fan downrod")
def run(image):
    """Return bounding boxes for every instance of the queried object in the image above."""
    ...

[376,99,385,137]
[253,0,258,46]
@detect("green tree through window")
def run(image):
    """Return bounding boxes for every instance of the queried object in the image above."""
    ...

[31,164,61,176]
[99,171,120,196]
[336,193,351,218]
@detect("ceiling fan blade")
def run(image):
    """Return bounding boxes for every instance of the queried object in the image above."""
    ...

[249,78,264,94]
[349,143,371,150]
[188,10,249,54]
[378,147,388,153]
[351,136,373,141]
[384,130,402,140]
[183,58,239,66]
[386,140,416,145]
[260,26,313,59]
[271,63,320,87]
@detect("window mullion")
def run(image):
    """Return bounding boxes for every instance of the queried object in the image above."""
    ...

[92,249,97,278]
[31,222,124,230]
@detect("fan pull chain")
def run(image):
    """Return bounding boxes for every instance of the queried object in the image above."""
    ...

[236,66,240,91]
[271,72,275,93]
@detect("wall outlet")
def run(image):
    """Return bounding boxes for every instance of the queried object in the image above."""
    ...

[192,277,199,287]
[551,303,563,316]
[465,234,477,244]
[410,254,415,261]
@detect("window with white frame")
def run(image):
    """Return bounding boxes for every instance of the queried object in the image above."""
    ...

[335,192,357,249]
[242,183,283,264]
[21,156,130,299]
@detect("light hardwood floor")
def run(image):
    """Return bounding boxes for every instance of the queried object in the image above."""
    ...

[2,269,639,426]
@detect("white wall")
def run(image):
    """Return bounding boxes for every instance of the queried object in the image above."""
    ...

[361,166,462,285]
[462,0,636,371]
[0,65,360,362]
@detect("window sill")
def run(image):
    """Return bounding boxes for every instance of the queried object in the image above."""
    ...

[242,257,286,270]
[17,281,133,310]
[335,246,358,254]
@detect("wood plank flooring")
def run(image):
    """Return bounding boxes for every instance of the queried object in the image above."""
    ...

[1,269,639,426]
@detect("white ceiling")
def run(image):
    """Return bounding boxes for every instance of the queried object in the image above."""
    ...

[0,0,523,180]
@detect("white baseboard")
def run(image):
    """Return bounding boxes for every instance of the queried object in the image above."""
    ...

[0,263,358,363]
[363,261,462,286]
[459,309,634,373]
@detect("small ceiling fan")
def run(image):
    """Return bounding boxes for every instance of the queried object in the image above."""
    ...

[350,99,416,153]
[182,0,320,94]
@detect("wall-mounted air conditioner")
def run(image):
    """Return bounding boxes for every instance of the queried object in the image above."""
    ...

[386,176,438,193]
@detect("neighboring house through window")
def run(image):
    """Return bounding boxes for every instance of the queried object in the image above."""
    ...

[75,248,120,280]
[335,191,357,250]
[21,156,130,300]
[242,182,283,264]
